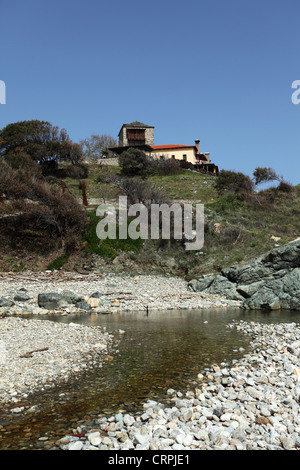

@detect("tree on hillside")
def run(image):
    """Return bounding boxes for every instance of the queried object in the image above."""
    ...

[60,141,83,166]
[118,147,151,177]
[80,134,117,162]
[253,167,281,186]
[0,120,82,167]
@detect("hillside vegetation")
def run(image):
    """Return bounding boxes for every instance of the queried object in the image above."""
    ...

[0,159,299,279]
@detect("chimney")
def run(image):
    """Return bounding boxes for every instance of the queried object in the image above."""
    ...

[195,139,200,152]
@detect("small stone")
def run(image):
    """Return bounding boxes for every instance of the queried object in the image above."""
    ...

[256,417,270,425]
[123,414,135,426]
[88,431,101,446]
[133,432,151,446]
[87,298,100,308]
[282,436,296,450]
[220,413,233,422]
[68,440,84,450]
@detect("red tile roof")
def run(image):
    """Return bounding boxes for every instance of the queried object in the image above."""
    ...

[151,145,195,150]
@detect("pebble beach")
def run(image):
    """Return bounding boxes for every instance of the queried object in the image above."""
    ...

[0,272,239,405]
[0,271,241,316]
[0,272,299,450]
[0,317,115,406]
[56,321,300,451]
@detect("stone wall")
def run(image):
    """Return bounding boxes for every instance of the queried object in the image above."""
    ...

[145,127,154,146]
[101,157,119,166]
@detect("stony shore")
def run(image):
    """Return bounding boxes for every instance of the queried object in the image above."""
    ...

[1,272,300,450]
[0,271,240,316]
[55,321,300,451]
[0,317,115,405]
[0,271,239,406]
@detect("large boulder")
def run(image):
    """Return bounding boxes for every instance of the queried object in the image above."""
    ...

[192,275,245,301]
[38,291,90,310]
[188,239,300,310]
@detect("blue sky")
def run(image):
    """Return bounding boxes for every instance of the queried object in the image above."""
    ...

[1,0,299,183]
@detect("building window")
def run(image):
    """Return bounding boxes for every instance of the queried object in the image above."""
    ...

[127,129,145,142]
[171,155,175,159]
[182,154,187,161]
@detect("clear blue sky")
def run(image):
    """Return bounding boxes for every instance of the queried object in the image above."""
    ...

[1,0,299,183]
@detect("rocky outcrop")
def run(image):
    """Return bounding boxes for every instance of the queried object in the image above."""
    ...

[188,239,300,310]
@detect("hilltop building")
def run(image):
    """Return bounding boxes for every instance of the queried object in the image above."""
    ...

[110,121,218,174]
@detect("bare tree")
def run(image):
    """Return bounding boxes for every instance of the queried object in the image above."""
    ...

[80,134,117,162]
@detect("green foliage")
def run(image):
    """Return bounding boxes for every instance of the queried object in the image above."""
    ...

[118,149,181,178]
[118,148,150,177]
[82,210,144,259]
[253,167,280,186]
[0,120,82,167]
[4,151,41,175]
[66,163,89,179]
[277,180,295,193]
[46,253,70,271]
[215,169,254,196]
[208,192,244,213]
[148,156,181,176]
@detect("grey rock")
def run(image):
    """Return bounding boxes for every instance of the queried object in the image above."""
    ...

[75,300,91,310]
[38,291,85,309]
[188,239,300,310]
[236,282,264,298]
[90,292,101,298]
[0,298,15,307]
[189,275,244,301]
[242,289,281,310]
[14,293,31,302]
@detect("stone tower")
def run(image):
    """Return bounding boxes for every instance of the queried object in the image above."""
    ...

[118,121,154,147]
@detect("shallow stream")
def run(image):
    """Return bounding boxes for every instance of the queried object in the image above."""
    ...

[1,308,300,450]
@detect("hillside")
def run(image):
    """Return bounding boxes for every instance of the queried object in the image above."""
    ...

[0,162,300,279]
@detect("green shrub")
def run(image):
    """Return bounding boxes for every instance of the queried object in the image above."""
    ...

[82,210,144,259]
[0,159,89,251]
[65,164,89,179]
[47,253,70,271]
[208,192,244,213]
[215,169,254,196]
[118,148,150,177]
[277,180,294,193]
